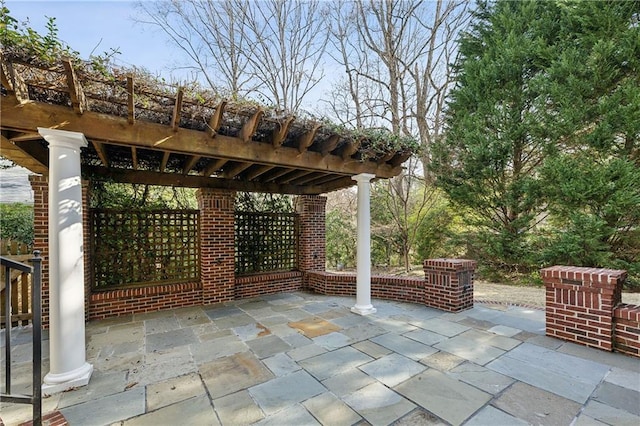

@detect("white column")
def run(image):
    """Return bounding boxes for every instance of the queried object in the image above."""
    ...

[38,128,93,394]
[351,173,377,316]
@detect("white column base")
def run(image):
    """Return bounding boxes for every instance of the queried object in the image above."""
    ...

[351,305,377,316]
[42,362,93,395]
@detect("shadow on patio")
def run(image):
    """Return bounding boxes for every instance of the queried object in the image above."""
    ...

[2,292,639,426]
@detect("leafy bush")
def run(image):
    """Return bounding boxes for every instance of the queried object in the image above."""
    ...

[0,203,34,245]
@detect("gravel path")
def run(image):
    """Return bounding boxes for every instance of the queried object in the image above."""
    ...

[474,280,640,308]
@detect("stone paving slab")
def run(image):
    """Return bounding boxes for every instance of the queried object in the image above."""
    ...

[465,405,528,426]
[299,346,373,381]
[416,318,470,337]
[457,329,521,351]
[248,370,325,415]
[395,369,491,426]
[288,317,341,338]
[57,370,128,409]
[403,328,448,346]
[557,341,640,372]
[146,327,198,352]
[351,340,392,359]
[213,390,265,425]
[359,353,426,387]
[145,372,205,412]
[434,334,505,365]
[343,381,416,426]
[190,335,247,364]
[393,409,447,425]
[144,315,180,334]
[492,381,581,425]
[487,324,521,337]
[124,394,219,426]
[591,381,640,416]
[487,343,610,403]
[321,367,377,397]
[233,322,271,341]
[287,343,327,362]
[263,352,301,376]
[312,331,353,350]
[447,361,514,395]
[200,351,273,399]
[246,334,291,358]
[59,387,145,425]
[371,333,438,361]
[255,403,320,426]
[604,367,640,391]
[303,392,362,425]
[420,351,465,371]
[580,400,640,426]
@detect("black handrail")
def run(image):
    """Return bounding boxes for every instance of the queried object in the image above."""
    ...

[0,251,42,426]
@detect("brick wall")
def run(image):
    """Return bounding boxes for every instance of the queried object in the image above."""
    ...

[306,259,475,313]
[295,195,326,272]
[88,282,202,320]
[235,271,303,299]
[613,304,640,357]
[542,266,625,352]
[198,188,236,305]
[423,259,476,312]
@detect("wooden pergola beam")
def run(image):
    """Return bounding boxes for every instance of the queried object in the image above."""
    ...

[171,88,184,131]
[262,168,295,183]
[340,139,362,160]
[1,62,28,102]
[272,116,295,148]
[1,96,401,178]
[239,108,264,143]
[62,58,85,114]
[131,146,139,170]
[207,101,226,137]
[289,172,325,186]
[278,170,314,184]
[0,134,48,174]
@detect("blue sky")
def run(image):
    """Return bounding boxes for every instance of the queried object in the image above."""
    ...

[5,0,189,80]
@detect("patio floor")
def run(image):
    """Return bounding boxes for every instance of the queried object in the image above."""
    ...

[1,291,639,425]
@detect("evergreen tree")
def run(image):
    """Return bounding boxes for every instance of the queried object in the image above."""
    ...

[433,0,561,269]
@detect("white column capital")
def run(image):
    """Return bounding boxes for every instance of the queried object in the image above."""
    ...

[352,173,375,183]
[38,127,88,150]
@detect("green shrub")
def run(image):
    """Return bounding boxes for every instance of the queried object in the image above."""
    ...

[0,203,34,245]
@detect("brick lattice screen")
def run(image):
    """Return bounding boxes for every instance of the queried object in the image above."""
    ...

[90,209,199,290]
[235,212,298,275]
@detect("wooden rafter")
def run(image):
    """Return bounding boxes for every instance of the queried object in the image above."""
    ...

[272,116,295,148]
[245,165,274,181]
[376,151,396,164]
[1,61,28,102]
[340,139,362,160]
[222,162,252,179]
[62,58,85,114]
[263,168,294,183]
[0,134,48,174]
[207,101,226,137]
[320,135,341,157]
[131,146,139,170]
[297,124,320,153]
[84,165,327,195]
[160,151,170,172]
[280,170,314,184]
[239,108,264,143]
[127,75,135,124]
[182,155,201,175]
[171,87,184,131]
[92,141,110,167]
[390,151,412,167]
[289,172,325,186]
[202,158,227,177]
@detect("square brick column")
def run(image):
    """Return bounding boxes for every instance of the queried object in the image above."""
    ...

[423,259,476,312]
[542,266,625,351]
[198,188,236,304]
[29,175,50,328]
[295,195,326,272]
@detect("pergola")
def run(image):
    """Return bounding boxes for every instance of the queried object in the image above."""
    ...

[0,54,413,394]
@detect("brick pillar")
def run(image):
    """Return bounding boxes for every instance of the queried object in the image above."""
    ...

[82,180,90,321]
[29,175,50,328]
[423,259,476,312]
[542,266,625,351]
[295,195,327,272]
[198,188,235,304]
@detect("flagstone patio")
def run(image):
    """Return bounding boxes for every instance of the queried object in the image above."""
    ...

[1,291,639,425]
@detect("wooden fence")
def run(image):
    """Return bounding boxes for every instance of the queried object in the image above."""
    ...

[0,239,33,327]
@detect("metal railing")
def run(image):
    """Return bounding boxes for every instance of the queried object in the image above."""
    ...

[1,252,42,426]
